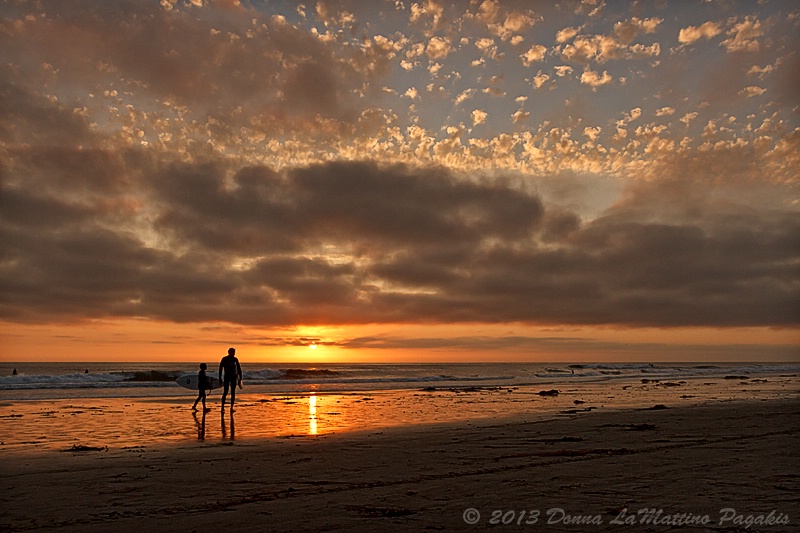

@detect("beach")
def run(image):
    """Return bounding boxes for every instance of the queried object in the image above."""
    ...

[1,373,799,532]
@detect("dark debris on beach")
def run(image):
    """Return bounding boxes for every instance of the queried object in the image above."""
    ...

[641,404,669,410]
[420,386,516,393]
[62,444,108,452]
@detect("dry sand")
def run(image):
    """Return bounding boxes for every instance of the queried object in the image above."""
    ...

[1,377,799,532]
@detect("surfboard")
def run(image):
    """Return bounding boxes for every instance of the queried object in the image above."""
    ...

[176,373,222,391]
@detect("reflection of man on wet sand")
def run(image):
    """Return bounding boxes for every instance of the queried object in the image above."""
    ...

[219,347,242,411]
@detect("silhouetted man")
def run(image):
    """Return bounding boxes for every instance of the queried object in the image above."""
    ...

[219,347,242,411]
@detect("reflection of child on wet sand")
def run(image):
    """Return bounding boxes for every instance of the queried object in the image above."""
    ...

[191,363,211,412]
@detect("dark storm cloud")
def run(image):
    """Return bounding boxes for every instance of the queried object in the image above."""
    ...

[152,160,545,252]
[1,148,797,327]
[150,161,299,253]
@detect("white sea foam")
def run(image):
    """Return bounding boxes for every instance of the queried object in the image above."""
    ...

[1,362,797,398]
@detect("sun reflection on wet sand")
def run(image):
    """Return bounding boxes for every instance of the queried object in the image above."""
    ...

[308,393,317,435]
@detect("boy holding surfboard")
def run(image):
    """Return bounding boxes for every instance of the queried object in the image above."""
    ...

[191,363,211,412]
[219,348,243,411]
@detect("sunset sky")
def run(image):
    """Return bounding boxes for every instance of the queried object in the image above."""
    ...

[1,0,798,363]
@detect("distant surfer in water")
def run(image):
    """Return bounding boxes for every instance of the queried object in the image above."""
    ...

[219,348,242,411]
[191,363,211,412]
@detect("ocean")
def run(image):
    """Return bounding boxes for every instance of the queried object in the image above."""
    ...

[1,361,797,401]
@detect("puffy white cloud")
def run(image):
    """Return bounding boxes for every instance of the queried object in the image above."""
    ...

[489,9,538,41]
[680,112,699,126]
[721,16,763,53]
[521,44,548,65]
[629,42,660,59]
[455,88,477,106]
[556,26,581,43]
[555,65,574,77]
[738,86,766,98]
[512,109,530,123]
[471,109,488,126]
[409,0,446,34]
[583,126,602,140]
[580,68,612,88]
[475,37,497,57]
[315,0,357,27]
[426,36,452,59]
[626,107,642,122]
[476,0,500,25]
[559,30,657,64]
[678,21,721,44]
[501,10,535,34]
[483,87,505,97]
[532,71,551,89]
[747,64,774,79]
[614,17,662,44]
[575,0,605,18]
[404,87,420,99]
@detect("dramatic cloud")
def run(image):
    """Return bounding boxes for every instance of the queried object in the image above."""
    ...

[0,0,797,355]
[2,153,797,328]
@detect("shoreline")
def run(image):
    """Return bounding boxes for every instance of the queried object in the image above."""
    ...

[2,372,799,453]
[1,373,798,454]
[1,396,798,532]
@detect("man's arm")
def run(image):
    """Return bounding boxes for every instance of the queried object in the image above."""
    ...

[219,360,224,382]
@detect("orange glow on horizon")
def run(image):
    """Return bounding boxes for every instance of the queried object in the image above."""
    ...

[0,318,798,363]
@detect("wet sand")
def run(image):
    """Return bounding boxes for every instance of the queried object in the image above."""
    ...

[1,376,799,532]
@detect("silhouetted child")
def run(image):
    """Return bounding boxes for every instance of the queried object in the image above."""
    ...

[191,363,210,411]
